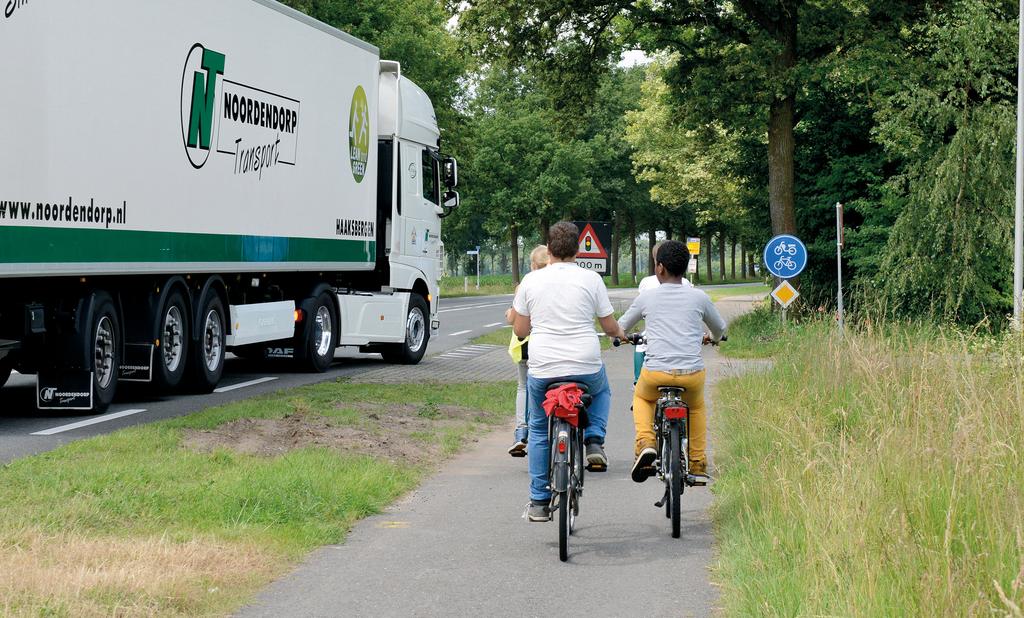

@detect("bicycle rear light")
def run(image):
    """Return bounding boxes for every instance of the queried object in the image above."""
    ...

[557,438,567,454]
[664,405,688,420]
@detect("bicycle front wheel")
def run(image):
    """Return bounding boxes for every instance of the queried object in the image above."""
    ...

[670,423,682,538]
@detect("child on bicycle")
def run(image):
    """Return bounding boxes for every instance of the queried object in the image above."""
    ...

[613,240,726,484]
[506,245,550,457]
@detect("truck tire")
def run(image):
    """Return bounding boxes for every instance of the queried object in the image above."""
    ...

[295,291,337,373]
[382,294,429,365]
[188,294,226,393]
[88,293,121,412]
[153,290,189,390]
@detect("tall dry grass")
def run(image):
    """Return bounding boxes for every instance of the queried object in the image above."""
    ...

[713,322,1024,616]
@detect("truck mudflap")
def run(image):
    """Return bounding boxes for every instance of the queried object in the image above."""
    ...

[37,370,93,411]
[119,344,155,383]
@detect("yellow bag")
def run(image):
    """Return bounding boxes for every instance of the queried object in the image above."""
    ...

[508,334,528,363]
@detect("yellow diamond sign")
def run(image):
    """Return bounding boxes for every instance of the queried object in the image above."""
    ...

[772,280,800,308]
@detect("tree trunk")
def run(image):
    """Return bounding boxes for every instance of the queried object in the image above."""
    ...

[705,236,713,283]
[741,245,747,278]
[647,228,656,274]
[610,215,620,285]
[731,240,737,280]
[748,251,756,279]
[510,224,521,284]
[767,13,798,236]
[630,218,638,283]
[718,233,726,282]
[665,226,673,240]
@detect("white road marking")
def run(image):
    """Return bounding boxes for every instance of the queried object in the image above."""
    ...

[449,330,472,337]
[439,302,510,314]
[31,409,148,436]
[213,376,279,393]
[484,322,504,328]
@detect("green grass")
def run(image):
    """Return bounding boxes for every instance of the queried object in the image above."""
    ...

[442,273,766,298]
[711,319,1024,616]
[0,380,515,616]
[705,283,770,302]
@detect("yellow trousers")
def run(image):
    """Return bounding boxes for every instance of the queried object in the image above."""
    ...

[633,368,707,466]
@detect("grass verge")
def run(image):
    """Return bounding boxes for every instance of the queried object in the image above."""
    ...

[0,380,514,617]
[712,321,1024,615]
[441,274,766,298]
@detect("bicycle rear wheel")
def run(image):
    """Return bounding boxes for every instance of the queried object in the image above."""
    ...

[670,423,682,538]
[558,490,570,562]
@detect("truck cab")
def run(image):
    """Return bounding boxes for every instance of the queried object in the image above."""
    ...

[378,62,458,337]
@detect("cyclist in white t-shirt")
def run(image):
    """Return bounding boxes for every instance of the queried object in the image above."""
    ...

[510,222,622,522]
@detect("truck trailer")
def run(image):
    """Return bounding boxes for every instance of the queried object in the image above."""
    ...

[0,0,459,411]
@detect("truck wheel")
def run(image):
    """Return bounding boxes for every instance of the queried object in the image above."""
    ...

[188,295,226,393]
[153,290,189,390]
[295,291,337,373]
[382,294,429,365]
[89,293,121,412]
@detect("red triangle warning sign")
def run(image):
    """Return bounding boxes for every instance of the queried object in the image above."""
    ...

[577,223,608,258]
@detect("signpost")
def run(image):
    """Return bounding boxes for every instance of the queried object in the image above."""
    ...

[836,203,845,335]
[763,234,808,324]
[466,246,480,290]
[573,221,613,275]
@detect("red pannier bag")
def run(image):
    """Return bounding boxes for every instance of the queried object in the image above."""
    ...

[542,383,587,428]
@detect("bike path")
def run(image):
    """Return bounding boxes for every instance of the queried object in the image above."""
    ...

[238,300,759,617]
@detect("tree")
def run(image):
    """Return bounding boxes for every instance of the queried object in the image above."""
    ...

[874,0,1016,324]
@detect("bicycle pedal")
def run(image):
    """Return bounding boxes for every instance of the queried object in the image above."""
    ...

[585,462,607,472]
[686,474,708,487]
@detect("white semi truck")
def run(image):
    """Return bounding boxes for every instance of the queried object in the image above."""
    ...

[0,0,459,411]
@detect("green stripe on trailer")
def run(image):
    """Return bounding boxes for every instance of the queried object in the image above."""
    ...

[0,226,375,265]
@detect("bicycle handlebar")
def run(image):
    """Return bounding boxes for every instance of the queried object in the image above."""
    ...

[613,333,728,347]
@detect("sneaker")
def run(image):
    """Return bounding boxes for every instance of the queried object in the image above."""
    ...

[585,441,608,471]
[508,439,527,457]
[631,447,657,483]
[688,460,711,486]
[527,500,550,522]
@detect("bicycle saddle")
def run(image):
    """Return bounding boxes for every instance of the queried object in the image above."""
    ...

[658,386,686,395]
[547,382,590,393]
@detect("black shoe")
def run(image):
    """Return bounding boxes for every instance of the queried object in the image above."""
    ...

[631,447,657,483]
[527,500,550,522]
[585,441,608,472]
[508,439,527,457]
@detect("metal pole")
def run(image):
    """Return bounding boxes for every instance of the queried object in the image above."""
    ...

[837,202,845,336]
[476,253,480,290]
[1015,0,1024,329]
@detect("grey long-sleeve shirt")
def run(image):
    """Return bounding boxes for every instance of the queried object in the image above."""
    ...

[618,283,727,373]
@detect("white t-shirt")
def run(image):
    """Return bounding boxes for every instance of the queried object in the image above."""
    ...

[639,275,692,292]
[513,262,614,378]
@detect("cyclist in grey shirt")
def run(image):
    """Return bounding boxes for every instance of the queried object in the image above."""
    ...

[615,240,726,483]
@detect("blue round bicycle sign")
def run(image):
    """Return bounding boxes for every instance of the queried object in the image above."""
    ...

[763,234,807,279]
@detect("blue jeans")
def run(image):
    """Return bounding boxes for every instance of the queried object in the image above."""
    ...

[527,366,611,501]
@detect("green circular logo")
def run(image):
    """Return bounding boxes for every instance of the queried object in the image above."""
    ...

[349,86,370,183]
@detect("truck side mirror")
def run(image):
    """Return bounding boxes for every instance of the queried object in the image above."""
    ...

[439,190,459,218]
[443,157,458,188]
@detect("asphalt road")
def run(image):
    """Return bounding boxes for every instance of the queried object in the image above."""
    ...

[0,293,517,464]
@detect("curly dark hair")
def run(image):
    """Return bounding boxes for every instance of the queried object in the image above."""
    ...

[547,221,580,260]
[656,240,690,277]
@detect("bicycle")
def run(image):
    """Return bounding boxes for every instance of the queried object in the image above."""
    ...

[614,333,725,538]
[542,381,591,562]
